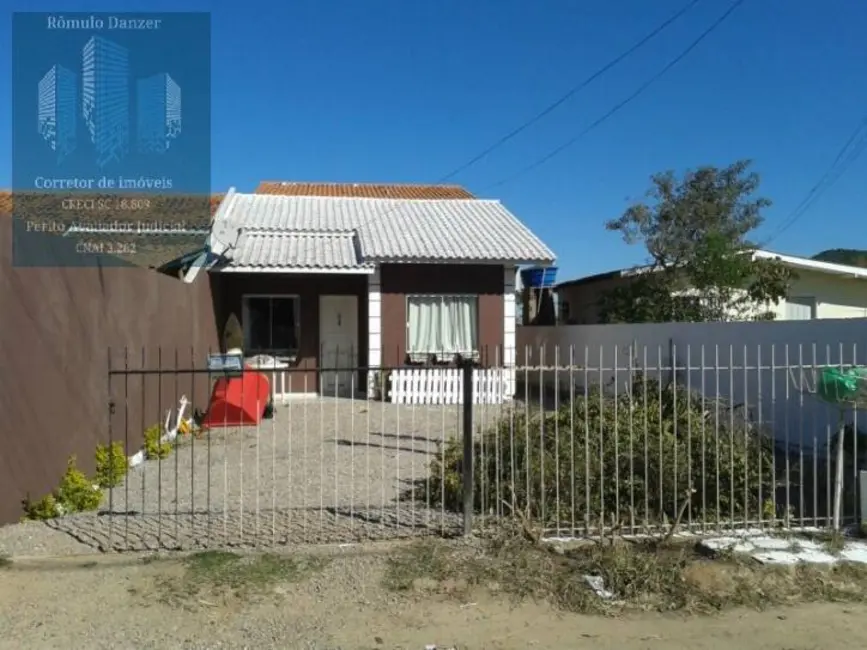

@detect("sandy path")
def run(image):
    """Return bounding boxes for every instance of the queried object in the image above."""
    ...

[0,551,861,650]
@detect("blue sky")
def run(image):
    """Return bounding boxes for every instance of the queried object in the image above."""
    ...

[1,0,865,281]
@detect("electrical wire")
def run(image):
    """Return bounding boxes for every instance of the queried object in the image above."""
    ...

[339,0,741,237]
[483,0,746,191]
[438,0,704,183]
[762,117,867,246]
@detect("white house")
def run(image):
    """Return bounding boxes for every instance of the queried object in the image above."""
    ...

[555,250,867,324]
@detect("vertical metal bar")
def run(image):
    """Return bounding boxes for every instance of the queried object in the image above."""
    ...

[123,348,130,547]
[393,357,400,530]
[599,345,605,533]
[672,343,678,525]
[141,348,146,518]
[107,348,114,550]
[714,344,720,531]
[334,349,340,528]
[686,344,692,530]
[613,345,620,527]
[539,346,546,527]
[570,345,576,536]
[319,366,325,533]
[351,370,357,533]
[121,348,130,548]
[743,344,749,526]
[657,346,663,529]
[785,344,792,528]
[642,346,649,528]
[157,347,163,547]
[461,359,474,536]
[853,343,860,526]
[770,344,777,528]
[757,344,764,529]
[728,345,734,528]
[701,345,706,531]
[174,349,180,548]
[628,344,635,534]
[554,345,561,536]
[271,369,277,546]
[525,352,531,521]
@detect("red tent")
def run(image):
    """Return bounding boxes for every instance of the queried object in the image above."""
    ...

[202,369,271,428]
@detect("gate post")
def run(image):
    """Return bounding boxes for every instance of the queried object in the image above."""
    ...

[461,357,474,536]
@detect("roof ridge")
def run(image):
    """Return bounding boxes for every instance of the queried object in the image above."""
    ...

[244,227,356,236]
[259,180,468,188]
[244,193,498,204]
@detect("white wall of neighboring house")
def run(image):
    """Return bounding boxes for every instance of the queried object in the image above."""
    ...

[515,318,867,450]
[773,268,867,320]
[556,254,867,324]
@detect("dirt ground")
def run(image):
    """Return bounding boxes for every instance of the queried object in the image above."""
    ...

[1,547,865,650]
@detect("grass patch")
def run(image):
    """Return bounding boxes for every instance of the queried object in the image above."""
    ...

[155,550,329,608]
[384,532,867,615]
[0,554,10,569]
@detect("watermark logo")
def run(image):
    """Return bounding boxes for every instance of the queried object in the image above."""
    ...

[12,13,210,267]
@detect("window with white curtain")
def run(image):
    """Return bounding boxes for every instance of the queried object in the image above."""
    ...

[406,295,479,359]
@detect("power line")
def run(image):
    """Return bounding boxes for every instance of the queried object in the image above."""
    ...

[484,0,746,191]
[762,117,867,246]
[438,0,704,183]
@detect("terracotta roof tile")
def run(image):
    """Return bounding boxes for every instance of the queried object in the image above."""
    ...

[255,181,474,200]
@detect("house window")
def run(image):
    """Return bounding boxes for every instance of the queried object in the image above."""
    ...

[406,295,479,360]
[242,295,300,355]
[785,296,817,320]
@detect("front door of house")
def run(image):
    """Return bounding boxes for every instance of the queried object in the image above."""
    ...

[319,295,359,397]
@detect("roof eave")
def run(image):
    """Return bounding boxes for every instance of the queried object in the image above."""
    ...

[369,257,556,266]
[214,265,375,275]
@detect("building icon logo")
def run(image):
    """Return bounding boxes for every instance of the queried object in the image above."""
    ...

[38,34,183,168]
[38,64,78,163]
[137,72,182,154]
[82,36,130,167]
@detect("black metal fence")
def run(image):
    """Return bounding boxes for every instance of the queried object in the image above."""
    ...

[34,344,866,551]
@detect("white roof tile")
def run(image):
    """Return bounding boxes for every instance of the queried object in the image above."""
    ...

[214,191,555,266]
[229,231,370,271]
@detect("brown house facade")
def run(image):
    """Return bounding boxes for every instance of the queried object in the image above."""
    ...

[191,183,555,396]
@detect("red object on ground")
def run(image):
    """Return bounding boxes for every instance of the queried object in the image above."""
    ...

[202,369,271,428]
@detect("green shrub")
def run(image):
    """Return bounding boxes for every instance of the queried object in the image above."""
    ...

[144,424,172,459]
[55,455,102,512]
[421,375,774,529]
[22,456,102,520]
[21,493,61,520]
[94,441,128,488]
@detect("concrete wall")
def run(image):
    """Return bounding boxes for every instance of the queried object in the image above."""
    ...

[516,319,867,450]
[0,219,220,524]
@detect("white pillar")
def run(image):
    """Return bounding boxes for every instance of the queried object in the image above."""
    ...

[504,266,517,400]
[367,267,382,396]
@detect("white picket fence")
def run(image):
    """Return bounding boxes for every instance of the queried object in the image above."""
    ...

[388,368,511,405]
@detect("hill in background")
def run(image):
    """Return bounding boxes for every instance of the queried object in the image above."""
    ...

[811,249,867,268]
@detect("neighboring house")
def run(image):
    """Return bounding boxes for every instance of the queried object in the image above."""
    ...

[184,182,556,397]
[556,250,867,324]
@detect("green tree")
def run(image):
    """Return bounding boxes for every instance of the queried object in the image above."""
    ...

[600,160,793,323]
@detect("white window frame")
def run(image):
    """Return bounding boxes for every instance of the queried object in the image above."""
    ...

[405,293,480,362]
[785,296,817,321]
[241,294,301,357]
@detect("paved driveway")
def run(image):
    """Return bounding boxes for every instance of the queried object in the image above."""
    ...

[51,397,499,549]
